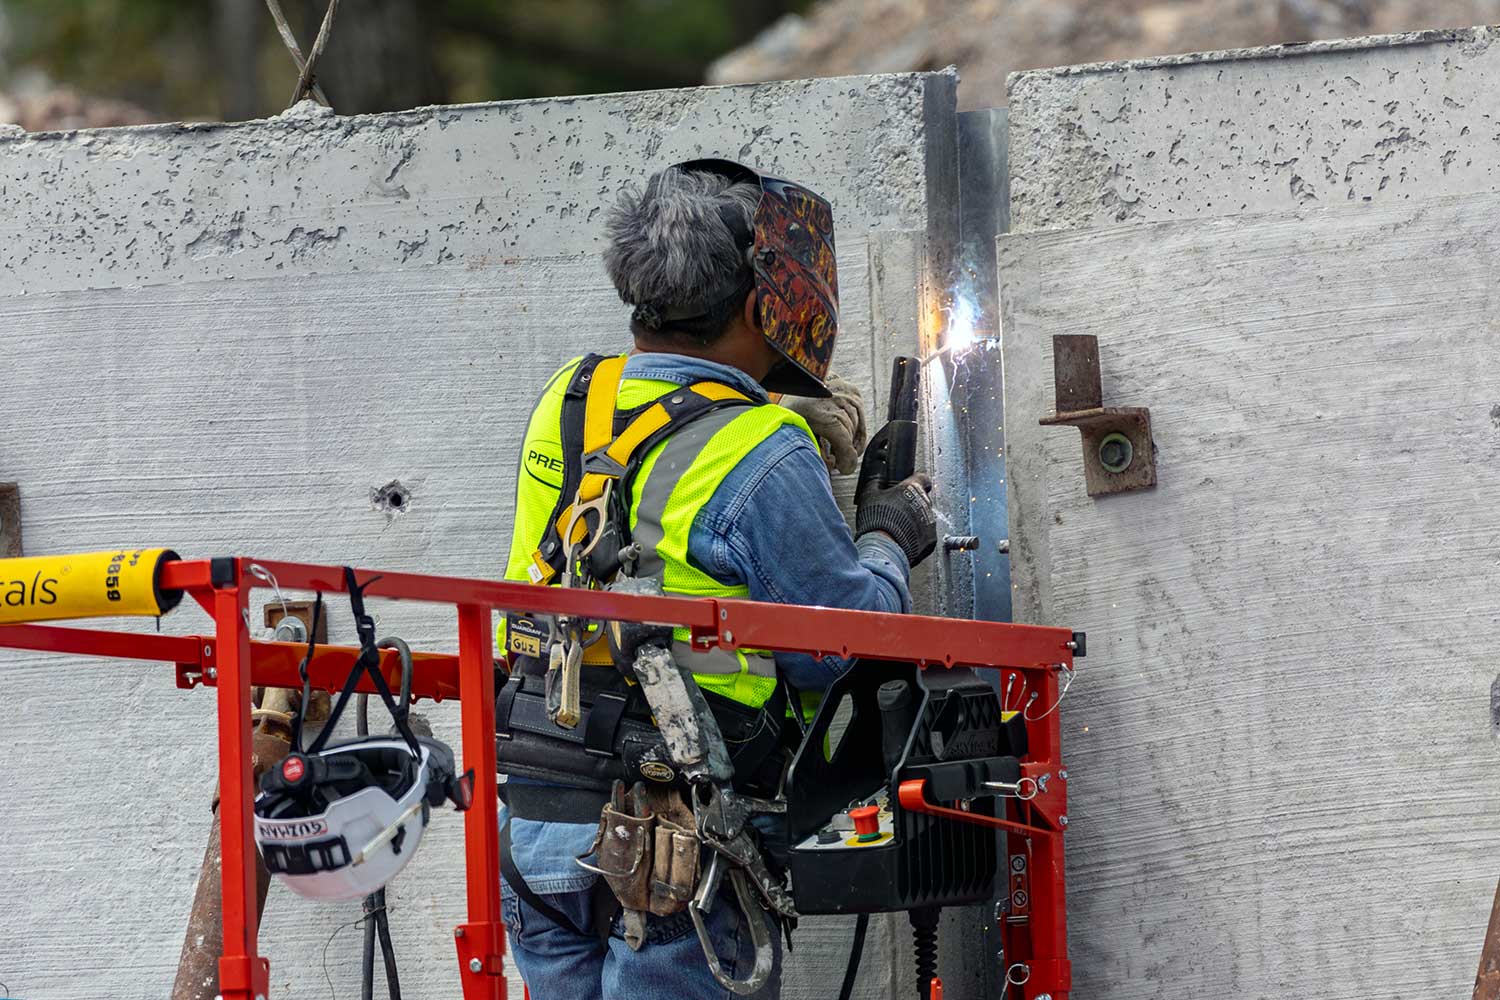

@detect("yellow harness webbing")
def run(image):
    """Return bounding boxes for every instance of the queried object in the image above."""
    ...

[528,369,752,585]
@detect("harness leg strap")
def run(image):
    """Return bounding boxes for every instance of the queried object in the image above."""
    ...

[499,817,589,938]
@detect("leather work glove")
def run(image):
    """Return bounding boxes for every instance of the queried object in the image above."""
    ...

[856,473,938,568]
[784,373,867,475]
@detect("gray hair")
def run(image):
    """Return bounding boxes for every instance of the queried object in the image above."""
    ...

[602,165,760,324]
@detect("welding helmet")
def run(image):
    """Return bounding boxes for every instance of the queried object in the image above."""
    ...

[642,158,841,398]
[254,736,473,902]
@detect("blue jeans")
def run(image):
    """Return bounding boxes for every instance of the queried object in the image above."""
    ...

[502,872,782,1000]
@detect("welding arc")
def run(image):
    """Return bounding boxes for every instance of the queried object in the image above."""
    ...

[837,913,870,1000]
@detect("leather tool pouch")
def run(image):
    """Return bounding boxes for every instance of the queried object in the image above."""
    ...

[649,810,700,916]
[584,781,701,918]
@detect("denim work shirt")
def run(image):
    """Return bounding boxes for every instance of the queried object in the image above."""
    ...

[503,352,913,897]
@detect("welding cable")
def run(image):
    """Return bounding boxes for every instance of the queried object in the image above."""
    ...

[356,637,413,1000]
[837,913,870,1000]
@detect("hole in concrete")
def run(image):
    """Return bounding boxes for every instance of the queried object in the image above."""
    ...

[372,480,412,515]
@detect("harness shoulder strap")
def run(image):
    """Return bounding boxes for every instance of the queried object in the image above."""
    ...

[526,354,615,585]
[541,377,761,584]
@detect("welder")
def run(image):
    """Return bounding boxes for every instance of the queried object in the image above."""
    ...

[495,157,938,998]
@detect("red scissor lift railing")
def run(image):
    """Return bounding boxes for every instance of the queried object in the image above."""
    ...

[0,557,1075,1000]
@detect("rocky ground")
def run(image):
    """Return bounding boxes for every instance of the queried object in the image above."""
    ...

[0,87,154,131]
[709,0,1500,107]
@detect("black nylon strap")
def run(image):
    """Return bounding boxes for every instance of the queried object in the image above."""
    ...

[499,817,589,936]
[495,674,521,737]
[506,781,610,824]
[583,690,630,757]
[534,354,609,579]
[308,568,421,757]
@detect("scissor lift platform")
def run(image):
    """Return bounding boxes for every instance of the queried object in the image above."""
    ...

[0,555,1076,999]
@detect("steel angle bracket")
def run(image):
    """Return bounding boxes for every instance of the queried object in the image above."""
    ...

[1039,334,1155,497]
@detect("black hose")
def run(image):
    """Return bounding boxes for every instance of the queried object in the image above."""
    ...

[360,893,378,1000]
[375,892,402,1000]
[910,907,941,1000]
[356,637,414,1000]
[838,913,870,1000]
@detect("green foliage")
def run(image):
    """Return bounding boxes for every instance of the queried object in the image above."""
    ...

[0,0,813,120]
[3,0,215,113]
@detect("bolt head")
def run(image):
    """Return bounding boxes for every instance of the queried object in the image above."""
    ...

[1038,995,1053,1000]
[454,927,465,938]
[469,958,483,973]
[722,630,733,644]
[1059,769,1069,780]
[1097,431,1134,473]
[1059,814,1069,827]
[206,667,218,680]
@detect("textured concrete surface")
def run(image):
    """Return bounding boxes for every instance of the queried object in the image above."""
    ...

[0,72,966,1000]
[1000,190,1500,998]
[1009,26,1500,233]
[0,71,957,295]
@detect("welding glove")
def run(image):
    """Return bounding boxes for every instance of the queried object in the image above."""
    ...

[856,473,938,568]
[783,373,867,475]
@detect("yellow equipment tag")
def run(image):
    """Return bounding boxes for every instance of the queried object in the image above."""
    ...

[0,548,183,625]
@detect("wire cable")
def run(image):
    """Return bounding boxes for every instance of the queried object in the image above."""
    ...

[837,913,869,1000]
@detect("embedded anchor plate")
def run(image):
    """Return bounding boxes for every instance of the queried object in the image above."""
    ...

[1038,335,1155,497]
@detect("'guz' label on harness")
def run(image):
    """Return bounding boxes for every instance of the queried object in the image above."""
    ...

[506,615,548,658]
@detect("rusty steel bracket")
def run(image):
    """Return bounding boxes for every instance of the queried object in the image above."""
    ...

[0,483,21,558]
[1039,334,1155,497]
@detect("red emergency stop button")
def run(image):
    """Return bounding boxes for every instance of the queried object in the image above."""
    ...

[850,805,880,842]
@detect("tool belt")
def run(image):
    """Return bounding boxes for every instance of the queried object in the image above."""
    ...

[496,657,789,798]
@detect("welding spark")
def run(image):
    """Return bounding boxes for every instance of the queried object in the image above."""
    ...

[944,295,979,355]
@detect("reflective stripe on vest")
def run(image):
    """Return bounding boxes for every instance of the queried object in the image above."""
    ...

[504,357,813,708]
[625,394,812,704]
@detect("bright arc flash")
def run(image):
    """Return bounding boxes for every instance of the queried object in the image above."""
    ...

[943,295,979,355]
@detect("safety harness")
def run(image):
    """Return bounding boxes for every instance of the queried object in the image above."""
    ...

[499,358,805,992]
[498,353,791,795]
[521,352,760,589]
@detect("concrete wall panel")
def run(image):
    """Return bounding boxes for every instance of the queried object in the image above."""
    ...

[0,71,956,295]
[1008,26,1500,233]
[0,71,962,1000]
[999,191,1500,998]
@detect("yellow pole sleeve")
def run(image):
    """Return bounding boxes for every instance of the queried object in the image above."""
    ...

[0,548,183,624]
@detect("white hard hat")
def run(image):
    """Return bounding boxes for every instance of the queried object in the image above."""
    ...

[254,736,472,902]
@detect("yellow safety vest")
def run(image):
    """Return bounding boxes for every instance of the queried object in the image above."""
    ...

[503,354,817,710]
